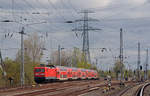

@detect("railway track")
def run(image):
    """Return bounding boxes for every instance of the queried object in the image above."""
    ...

[0,80,104,96]
[0,80,94,93]
[117,86,135,96]
[13,80,106,96]
[106,81,139,96]
[56,81,122,96]
[113,82,150,96]
[17,81,133,96]
[136,82,150,96]
[0,80,137,96]
[62,81,136,96]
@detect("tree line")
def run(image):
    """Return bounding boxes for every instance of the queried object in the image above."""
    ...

[0,33,150,87]
[0,33,94,87]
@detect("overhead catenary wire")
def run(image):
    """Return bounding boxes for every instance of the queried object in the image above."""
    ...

[1,0,76,36]
[4,0,68,36]
[47,0,67,22]
[60,0,77,19]
[22,0,49,22]
[67,0,79,14]
[0,0,88,58]
[21,0,73,35]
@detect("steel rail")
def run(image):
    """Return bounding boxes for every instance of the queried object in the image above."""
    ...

[140,83,150,96]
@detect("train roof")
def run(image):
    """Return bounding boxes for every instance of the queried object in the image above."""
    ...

[35,65,97,72]
[55,65,97,72]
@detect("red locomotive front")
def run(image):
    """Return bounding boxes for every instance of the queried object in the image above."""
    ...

[34,65,57,83]
[34,67,46,83]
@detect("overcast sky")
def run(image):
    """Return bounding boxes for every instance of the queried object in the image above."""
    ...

[0,0,150,70]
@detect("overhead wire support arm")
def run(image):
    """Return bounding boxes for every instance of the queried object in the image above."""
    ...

[75,18,99,22]
[72,28,101,31]
[79,9,95,13]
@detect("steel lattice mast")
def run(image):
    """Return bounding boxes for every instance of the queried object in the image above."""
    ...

[120,28,124,80]
[137,42,141,80]
[145,49,148,80]
[72,10,101,64]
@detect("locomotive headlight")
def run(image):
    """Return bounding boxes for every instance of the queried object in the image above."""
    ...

[35,73,40,75]
[40,73,45,75]
[35,73,45,75]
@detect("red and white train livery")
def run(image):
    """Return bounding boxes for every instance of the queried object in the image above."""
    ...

[34,65,99,83]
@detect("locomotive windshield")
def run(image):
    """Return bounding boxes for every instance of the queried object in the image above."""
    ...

[46,65,55,68]
[35,69,45,72]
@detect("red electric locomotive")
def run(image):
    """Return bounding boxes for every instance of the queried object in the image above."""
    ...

[34,65,99,83]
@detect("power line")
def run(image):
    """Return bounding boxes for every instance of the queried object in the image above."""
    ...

[1,0,71,34]
[72,10,101,64]
[47,0,66,21]
[67,0,79,14]
[60,0,77,19]
[18,0,53,27]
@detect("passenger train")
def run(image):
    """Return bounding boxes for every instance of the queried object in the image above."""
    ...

[34,65,99,83]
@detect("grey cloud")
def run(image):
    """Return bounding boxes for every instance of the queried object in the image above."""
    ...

[0,0,150,70]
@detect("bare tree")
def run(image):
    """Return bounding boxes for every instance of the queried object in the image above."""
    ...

[50,50,72,66]
[50,47,91,68]
[24,33,44,63]
[15,33,44,84]
[113,60,125,80]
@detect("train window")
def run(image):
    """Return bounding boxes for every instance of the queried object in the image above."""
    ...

[41,69,45,72]
[35,69,45,72]
[57,72,60,74]
[60,74,63,78]
[35,69,40,72]
[81,69,85,72]
[72,69,77,71]
[78,72,81,75]
[46,65,55,69]
[61,74,67,78]
[63,75,67,78]
[65,75,67,78]
[60,68,67,71]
